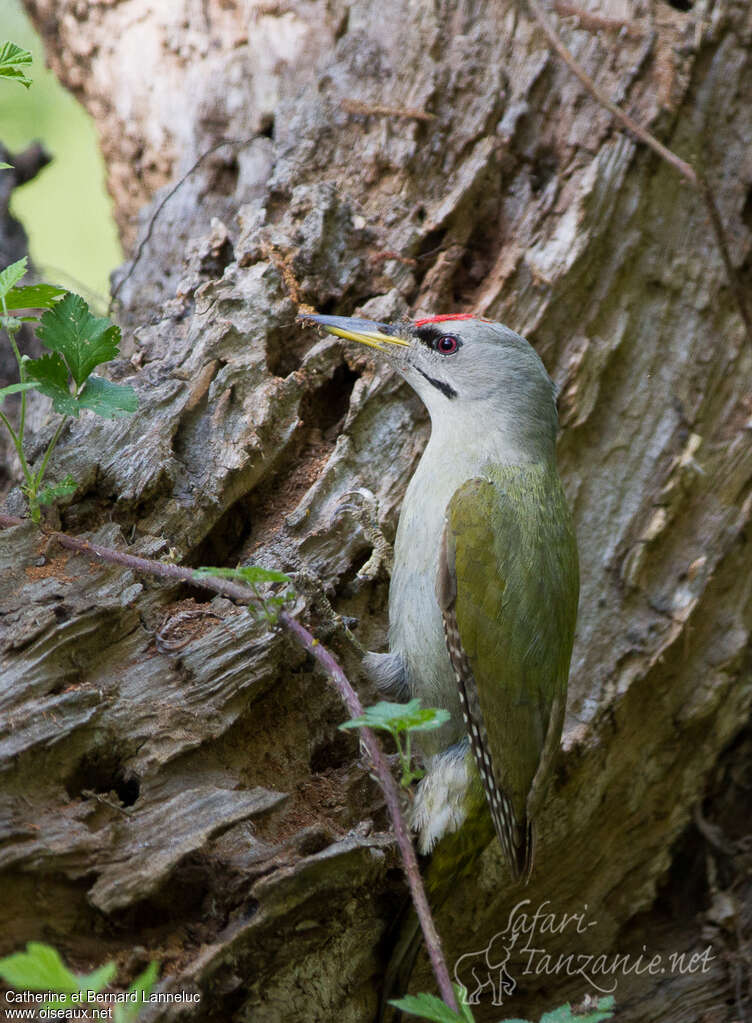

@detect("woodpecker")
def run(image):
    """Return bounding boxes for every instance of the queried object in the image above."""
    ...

[301,312,579,1008]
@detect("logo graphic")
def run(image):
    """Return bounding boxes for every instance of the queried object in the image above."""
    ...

[453,899,716,1006]
[453,931,518,1006]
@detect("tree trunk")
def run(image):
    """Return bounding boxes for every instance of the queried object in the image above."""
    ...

[3,1,752,1020]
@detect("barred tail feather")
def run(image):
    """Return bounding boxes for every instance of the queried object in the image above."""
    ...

[441,605,529,881]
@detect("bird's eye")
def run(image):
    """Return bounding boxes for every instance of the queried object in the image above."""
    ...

[435,334,459,355]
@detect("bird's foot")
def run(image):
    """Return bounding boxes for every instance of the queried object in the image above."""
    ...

[292,567,365,657]
[336,487,393,588]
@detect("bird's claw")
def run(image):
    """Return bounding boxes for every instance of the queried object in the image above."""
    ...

[336,487,394,586]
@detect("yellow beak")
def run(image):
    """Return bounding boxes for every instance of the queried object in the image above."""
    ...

[298,313,410,352]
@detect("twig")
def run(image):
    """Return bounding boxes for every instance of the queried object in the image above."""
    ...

[109,136,259,315]
[553,1,644,39]
[695,163,752,340]
[279,612,457,1009]
[259,240,312,312]
[371,251,419,267]
[0,513,257,601]
[519,0,752,347]
[340,98,436,122]
[0,512,458,1011]
[81,789,135,817]
[523,0,696,182]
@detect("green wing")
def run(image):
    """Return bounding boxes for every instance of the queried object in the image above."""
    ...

[436,465,579,877]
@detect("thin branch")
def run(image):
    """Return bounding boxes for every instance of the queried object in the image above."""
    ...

[109,136,260,315]
[340,98,436,122]
[0,512,257,601]
[279,612,457,1010]
[520,0,752,346]
[0,512,458,1011]
[81,789,135,817]
[695,163,752,340]
[523,0,696,182]
[553,1,645,39]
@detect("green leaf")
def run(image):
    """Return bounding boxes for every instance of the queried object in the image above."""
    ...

[0,942,80,992]
[195,565,293,585]
[340,699,451,735]
[78,376,138,418]
[80,960,118,993]
[0,381,37,403]
[0,42,33,88]
[4,283,66,310]
[26,352,79,416]
[114,961,159,1023]
[39,474,78,506]
[36,293,122,386]
[389,992,471,1022]
[40,960,117,1012]
[0,257,28,302]
[540,999,614,1023]
[0,161,12,170]
[25,356,138,420]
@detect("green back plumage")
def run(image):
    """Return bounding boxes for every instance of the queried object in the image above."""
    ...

[444,463,579,844]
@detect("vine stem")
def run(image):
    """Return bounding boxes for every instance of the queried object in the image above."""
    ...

[0,406,32,485]
[0,307,34,486]
[33,418,68,488]
[279,611,457,1010]
[0,512,458,1012]
[523,0,697,182]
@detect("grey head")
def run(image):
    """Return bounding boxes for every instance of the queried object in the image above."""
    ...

[300,312,559,464]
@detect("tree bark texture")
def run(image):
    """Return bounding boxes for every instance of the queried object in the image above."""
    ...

[3,1,752,1020]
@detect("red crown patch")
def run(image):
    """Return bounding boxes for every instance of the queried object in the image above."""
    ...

[413,313,489,326]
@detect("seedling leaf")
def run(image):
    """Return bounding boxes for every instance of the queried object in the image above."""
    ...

[540,998,614,1023]
[0,257,27,301]
[0,381,37,403]
[195,565,292,585]
[4,283,66,310]
[26,352,79,416]
[114,961,159,1023]
[0,942,80,992]
[389,992,472,1022]
[0,42,32,88]
[39,475,78,506]
[78,376,138,418]
[340,699,450,735]
[36,293,121,386]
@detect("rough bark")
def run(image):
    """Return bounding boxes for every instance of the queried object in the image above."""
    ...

[3,1,752,1021]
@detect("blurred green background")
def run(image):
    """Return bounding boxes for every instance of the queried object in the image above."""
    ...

[1,0,122,309]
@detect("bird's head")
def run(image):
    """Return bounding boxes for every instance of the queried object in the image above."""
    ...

[300,312,559,461]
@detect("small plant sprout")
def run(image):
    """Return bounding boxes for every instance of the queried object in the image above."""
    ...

[340,698,450,788]
[0,941,159,1022]
[0,40,33,90]
[390,987,475,1022]
[388,990,615,1023]
[0,42,33,169]
[194,564,295,624]
[0,257,138,522]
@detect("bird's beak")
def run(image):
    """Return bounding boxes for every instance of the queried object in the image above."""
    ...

[298,313,410,352]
